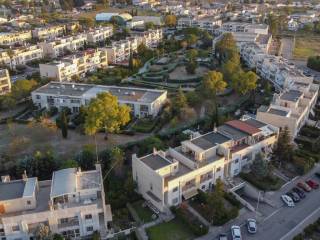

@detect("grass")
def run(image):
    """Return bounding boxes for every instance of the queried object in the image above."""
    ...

[293,33,320,60]
[146,218,195,240]
[131,200,154,223]
[240,172,285,191]
[132,118,157,133]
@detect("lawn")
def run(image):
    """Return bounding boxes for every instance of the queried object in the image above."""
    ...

[293,34,320,60]
[132,118,157,133]
[131,200,154,223]
[146,219,195,240]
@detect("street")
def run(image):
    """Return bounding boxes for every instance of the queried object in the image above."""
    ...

[197,165,320,240]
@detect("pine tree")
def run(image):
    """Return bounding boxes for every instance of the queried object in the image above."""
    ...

[61,111,68,139]
[272,126,293,166]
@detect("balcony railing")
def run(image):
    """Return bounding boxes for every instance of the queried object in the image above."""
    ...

[58,219,79,229]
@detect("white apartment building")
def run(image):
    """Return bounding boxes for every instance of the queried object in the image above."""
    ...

[132,117,278,212]
[31,82,167,117]
[39,49,108,81]
[177,17,222,33]
[0,69,11,95]
[257,79,319,138]
[32,25,66,40]
[106,37,138,65]
[0,31,32,46]
[86,27,113,44]
[0,51,11,66]
[38,35,87,58]
[132,29,163,48]
[0,164,112,240]
[219,22,269,35]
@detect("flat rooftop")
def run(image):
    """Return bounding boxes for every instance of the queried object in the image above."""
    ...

[218,124,248,141]
[280,90,303,102]
[267,107,289,116]
[225,120,261,135]
[244,118,268,128]
[191,132,231,150]
[51,168,77,197]
[33,82,166,103]
[140,153,172,170]
[0,180,25,201]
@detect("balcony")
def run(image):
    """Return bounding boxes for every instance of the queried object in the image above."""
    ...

[58,219,79,229]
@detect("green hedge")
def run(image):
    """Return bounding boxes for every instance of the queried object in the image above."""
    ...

[240,172,283,191]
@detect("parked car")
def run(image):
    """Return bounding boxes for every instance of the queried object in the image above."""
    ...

[281,195,295,207]
[315,172,320,179]
[306,180,319,189]
[231,225,242,240]
[218,233,228,240]
[292,187,306,199]
[297,182,312,192]
[247,218,257,234]
[286,192,300,202]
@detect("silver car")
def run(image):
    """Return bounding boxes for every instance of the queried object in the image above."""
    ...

[247,218,257,234]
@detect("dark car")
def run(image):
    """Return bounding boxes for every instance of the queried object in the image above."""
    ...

[306,180,319,189]
[315,172,320,179]
[292,187,306,198]
[286,192,300,202]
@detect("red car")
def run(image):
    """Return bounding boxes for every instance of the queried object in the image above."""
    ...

[297,182,312,192]
[306,180,319,189]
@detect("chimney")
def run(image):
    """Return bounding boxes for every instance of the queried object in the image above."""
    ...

[153,147,157,155]
[22,170,28,181]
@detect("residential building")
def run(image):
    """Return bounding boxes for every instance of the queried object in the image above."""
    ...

[132,29,163,48]
[0,164,112,240]
[0,69,11,95]
[39,48,108,81]
[31,82,167,117]
[132,16,162,26]
[10,45,43,69]
[0,51,11,66]
[219,22,269,35]
[106,37,138,65]
[38,35,87,58]
[177,17,222,33]
[257,79,319,138]
[132,116,278,212]
[86,26,113,44]
[0,31,32,46]
[32,25,66,40]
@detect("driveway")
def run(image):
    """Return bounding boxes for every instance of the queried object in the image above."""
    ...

[196,164,320,240]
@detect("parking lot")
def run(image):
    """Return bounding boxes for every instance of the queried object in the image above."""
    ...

[197,165,320,240]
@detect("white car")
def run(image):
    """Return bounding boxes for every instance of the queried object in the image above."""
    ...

[231,225,242,240]
[281,194,295,207]
[247,218,257,234]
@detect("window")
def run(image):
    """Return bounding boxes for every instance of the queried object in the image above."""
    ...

[172,187,178,192]
[12,225,19,232]
[216,167,221,172]
[36,95,40,99]
[201,185,206,190]
[85,214,92,220]
[86,226,93,232]
[172,198,178,204]
[235,159,239,163]
[27,200,31,205]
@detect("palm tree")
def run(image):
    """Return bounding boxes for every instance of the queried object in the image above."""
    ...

[201,71,227,126]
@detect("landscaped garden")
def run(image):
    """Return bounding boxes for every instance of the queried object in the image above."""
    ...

[146,218,195,240]
[293,33,320,60]
[131,200,155,223]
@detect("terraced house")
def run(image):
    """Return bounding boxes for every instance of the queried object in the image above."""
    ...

[0,69,11,95]
[86,26,113,44]
[0,164,112,240]
[132,116,278,212]
[32,25,66,40]
[0,31,32,46]
[132,29,163,48]
[38,35,87,58]
[39,48,108,81]
[106,37,139,65]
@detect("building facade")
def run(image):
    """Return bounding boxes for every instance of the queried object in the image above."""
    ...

[0,31,32,46]
[32,25,66,40]
[132,117,278,212]
[106,37,138,65]
[39,49,108,81]
[0,164,112,240]
[177,17,222,33]
[86,27,113,44]
[0,69,11,95]
[31,82,167,118]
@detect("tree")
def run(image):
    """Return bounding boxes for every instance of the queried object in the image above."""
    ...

[60,111,68,139]
[173,88,188,115]
[221,57,241,82]
[232,71,257,95]
[110,147,124,177]
[75,144,96,170]
[98,0,108,6]
[79,16,95,28]
[186,34,198,46]
[185,60,197,74]
[11,79,38,100]
[145,22,155,30]
[165,15,177,27]
[53,234,64,240]
[59,0,74,10]
[92,231,101,240]
[35,224,51,240]
[84,92,131,136]
[201,71,227,125]
[251,153,269,178]
[215,33,238,63]
[272,126,294,166]
[307,56,320,72]
[187,49,198,61]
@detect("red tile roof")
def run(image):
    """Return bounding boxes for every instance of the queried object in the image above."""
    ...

[225,120,261,135]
